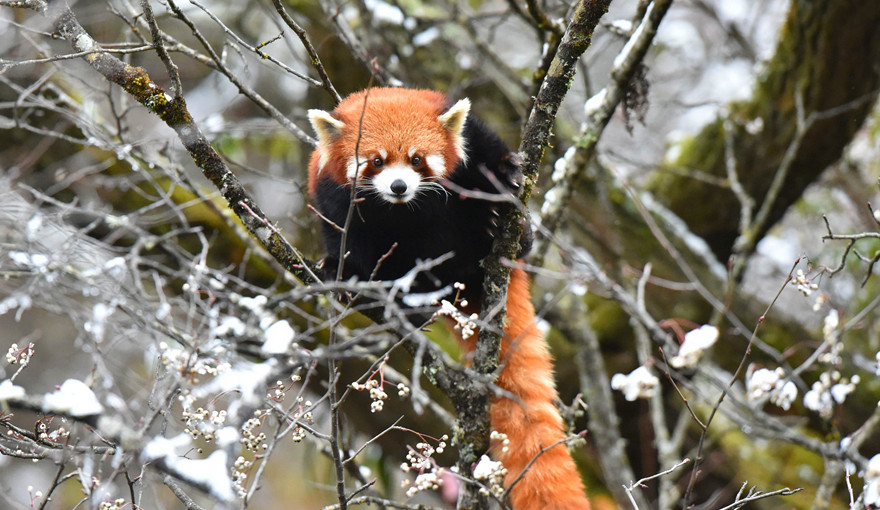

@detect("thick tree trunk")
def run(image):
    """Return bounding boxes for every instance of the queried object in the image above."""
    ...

[648,0,880,261]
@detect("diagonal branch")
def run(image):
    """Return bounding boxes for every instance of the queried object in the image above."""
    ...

[535,0,673,264]
[52,7,320,286]
[456,1,612,508]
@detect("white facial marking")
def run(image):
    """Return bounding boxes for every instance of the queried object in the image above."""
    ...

[346,156,368,180]
[372,164,422,203]
[316,148,328,173]
[425,154,446,177]
[408,146,417,158]
[378,148,388,160]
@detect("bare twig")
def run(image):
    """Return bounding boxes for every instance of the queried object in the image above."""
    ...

[681,260,797,508]
[162,475,208,510]
[624,458,691,510]
[52,6,321,285]
[164,0,317,145]
[140,0,182,98]
[270,0,341,103]
[717,484,802,510]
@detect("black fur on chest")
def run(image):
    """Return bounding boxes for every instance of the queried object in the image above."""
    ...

[312,116,524,302]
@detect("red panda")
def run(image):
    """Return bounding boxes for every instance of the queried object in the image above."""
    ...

[307,87,590,510]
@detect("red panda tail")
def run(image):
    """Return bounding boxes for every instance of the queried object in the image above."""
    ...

[474,268,591,509]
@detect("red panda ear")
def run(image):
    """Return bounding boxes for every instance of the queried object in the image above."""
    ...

[438,98,470,162]
[309,110,345,171]
[308,109,345,146]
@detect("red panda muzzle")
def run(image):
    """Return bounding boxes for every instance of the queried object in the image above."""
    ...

[369,163,422,203]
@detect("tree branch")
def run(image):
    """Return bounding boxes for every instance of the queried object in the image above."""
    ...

[457,1,612,507]
[51,6,321,286]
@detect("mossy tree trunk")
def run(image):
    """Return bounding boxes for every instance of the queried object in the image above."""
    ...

[647,0,880,261]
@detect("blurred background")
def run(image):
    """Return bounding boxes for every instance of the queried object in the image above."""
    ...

[0,0,878,508]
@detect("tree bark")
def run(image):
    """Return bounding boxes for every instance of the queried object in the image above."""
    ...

[648,0,880,261]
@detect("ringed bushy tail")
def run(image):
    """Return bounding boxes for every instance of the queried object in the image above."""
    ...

[462,268,590,509]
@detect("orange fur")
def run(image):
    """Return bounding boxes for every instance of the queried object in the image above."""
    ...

[307,88,463,196]
[462,268,590,509]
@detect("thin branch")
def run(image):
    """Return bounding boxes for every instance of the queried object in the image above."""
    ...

[187,0,323,88]
[505,432,585,494]
[140,0,182,98]
[318,1,399,86]
[270,0,341,103]
[52,6,321,286]
[681,260,797,509]
[535,0,673,264]
[624,458,691,510]
[162,475,208,510]
[716,485,802,510]
[164,0,317,145]
[0,45,155,72]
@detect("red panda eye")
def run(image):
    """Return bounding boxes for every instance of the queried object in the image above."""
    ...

[372,157,384,168]
[411,156,422,167]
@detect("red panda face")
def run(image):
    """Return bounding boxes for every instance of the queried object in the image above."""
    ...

[307,88,470,204]
[345,148,442,204]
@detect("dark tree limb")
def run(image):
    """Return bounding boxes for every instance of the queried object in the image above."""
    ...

[51,7,321,287]
[455,1,612,508]
[0,0,45,12]
[535,0,674,265]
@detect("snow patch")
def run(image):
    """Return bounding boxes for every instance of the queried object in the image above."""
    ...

[193,359,276,407]
[43,379,103,417]
[413,27,440,47]
[262,320,295,354]
[0,380,25,401]
[364,0,405,25]
[583,88,608,118]
[143,434,235,502]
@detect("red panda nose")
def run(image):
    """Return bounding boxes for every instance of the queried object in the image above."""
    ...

[390,179,408,196]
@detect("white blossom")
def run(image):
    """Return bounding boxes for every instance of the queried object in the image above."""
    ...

[670,325,719,368]
[771,380,798,410]
[611,366,659,401]
[433,298,478,339]
[746,367,797,410]
[823,309,839,341]
[864,453,880,508]
[803,372,858,418]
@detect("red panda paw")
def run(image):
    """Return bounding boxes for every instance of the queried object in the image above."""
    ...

[498,151,525,196]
